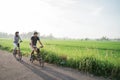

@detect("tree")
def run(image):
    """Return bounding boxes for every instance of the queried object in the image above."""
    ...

[100,36,109,41]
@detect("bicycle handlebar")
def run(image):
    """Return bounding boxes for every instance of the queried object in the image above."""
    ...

[39,45,43,48]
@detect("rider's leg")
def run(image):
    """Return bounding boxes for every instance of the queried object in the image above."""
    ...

[36,48,41,58]
[30,44,35,58]
[36,48,40,53]
[13,43,17,55]
[30,50,34,61]
[13,48,17,56]
[18,46,22,59]
[30,50,34,58]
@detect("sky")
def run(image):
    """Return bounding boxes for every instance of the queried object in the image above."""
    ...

[0,0,120,39]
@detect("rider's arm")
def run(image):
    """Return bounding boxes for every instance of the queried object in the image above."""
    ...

[37,37,43,47]
[19,36,22,42]
[31,40,33,47]
[31,36,34,47]
[39,40,43,47]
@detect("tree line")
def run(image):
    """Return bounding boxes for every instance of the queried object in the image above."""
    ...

[0,32,120,41]
[0,32,55,39]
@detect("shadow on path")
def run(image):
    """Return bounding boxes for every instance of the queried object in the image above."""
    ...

[20,61,55,80]
[20,61,76,80]
[34,63,76,80]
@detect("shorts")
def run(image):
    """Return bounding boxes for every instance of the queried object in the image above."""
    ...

[13,43,19,49]
[30,43,37,50]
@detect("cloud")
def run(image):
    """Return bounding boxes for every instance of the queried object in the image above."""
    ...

[0,0,119,38]
[91,7,103,16]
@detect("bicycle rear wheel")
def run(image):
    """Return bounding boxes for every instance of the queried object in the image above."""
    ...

[13,50,17,58]
[18,52,22,61]
[39,58,44,67]
[30,54,35,63]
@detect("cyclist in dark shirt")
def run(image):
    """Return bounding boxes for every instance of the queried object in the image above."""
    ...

[30,32,43,59]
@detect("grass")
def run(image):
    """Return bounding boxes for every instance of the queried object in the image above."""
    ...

[0,38,120,79]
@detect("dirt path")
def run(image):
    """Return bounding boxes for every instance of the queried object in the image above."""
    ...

[0,50,106,80]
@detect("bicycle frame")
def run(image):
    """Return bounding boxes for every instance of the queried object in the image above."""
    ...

[30,46,44,67]
[13,42,22,61]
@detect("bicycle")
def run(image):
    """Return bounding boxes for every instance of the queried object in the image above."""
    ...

[30,46,44,67]
[13,41,22,61]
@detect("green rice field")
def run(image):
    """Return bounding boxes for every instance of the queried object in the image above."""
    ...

[0,38,120,79]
